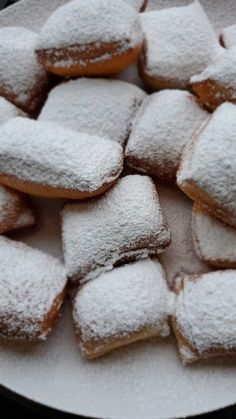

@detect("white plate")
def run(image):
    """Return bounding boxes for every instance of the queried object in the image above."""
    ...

[0,1,236,418]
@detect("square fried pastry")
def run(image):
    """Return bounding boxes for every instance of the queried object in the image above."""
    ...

[73,258,174,358]
[61,175,171,283]
[36,0,143,77]
[0,27,48,114]
[125,90,208,182]
[0,236,67,341]
[177,103,236,228]
[191,47,236,110]
[139,1,221,90]
[0,117,123,199]
[173,270,236,364]
[192,203,236,269]
[39,78,146,147]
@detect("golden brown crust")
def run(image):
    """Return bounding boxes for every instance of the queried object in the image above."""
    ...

[191,79,236,111]
[36,42,142,77]
[126,154,177,183]
[75,324,166,359]
[40,286,67,339]
[0,173,119,200]
[0,75,49,116]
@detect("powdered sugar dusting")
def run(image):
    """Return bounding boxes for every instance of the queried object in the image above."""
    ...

[0,26,47,106]
[177,103,236,225]
[126,90,208,180]
[140,1,221,87]
[39,78,146,146]
[192,204,236,266]
[37,0,143,52]
[175,271,236,359]
[221,24,236,48]
[74,259,173,350]
[191,47,236,93]
[0,97,25,125]
[0,117,123,192]
[0,236,66,340]
[61,175,171,283]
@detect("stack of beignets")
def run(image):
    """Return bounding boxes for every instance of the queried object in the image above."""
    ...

[0,0,235,365]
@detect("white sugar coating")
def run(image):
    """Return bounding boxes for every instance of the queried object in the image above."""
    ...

[126,90,208,180]
[0,97,25,126]
[0,26,47,105]
[140,1,221,87]
[192,205,236,265]
[61,175,171,283]
[73,258,174,347]
[37,0,143,51]
[0,185,34,228]
[39,78,146,146]
[191,47,236,93]
[221,24,236,48]
[175,270,236,357]
[177,103,236,223]
[0,117,123,192]
[0,236,67,339]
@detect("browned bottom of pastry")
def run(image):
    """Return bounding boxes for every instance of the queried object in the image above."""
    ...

[77,325,165,359]
[0,76,49,115]
[126,154,177,183]
[36,42,142,77]
[40,286,67,339]
[0,174,118,199]
[138,53,187,91]
[191,79,236,111]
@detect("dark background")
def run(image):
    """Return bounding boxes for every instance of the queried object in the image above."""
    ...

[0,0,236,417]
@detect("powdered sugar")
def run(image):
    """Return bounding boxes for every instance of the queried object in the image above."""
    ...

[191,47,236,93]
[177,102,236,226]
[125,90,208,181]
[0,97,25,125]
[0,26,47,107]
[73,258,173,351]
[0,236,66,340]
[221,24,236,48]
[39,78,146,146]
[61,175,171,283]
[140,1,221,88]
[37,0,143,52]
[192,204,236,266]
[0,185,34,231]
[175,270,236,360]
[0,117,123,193]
